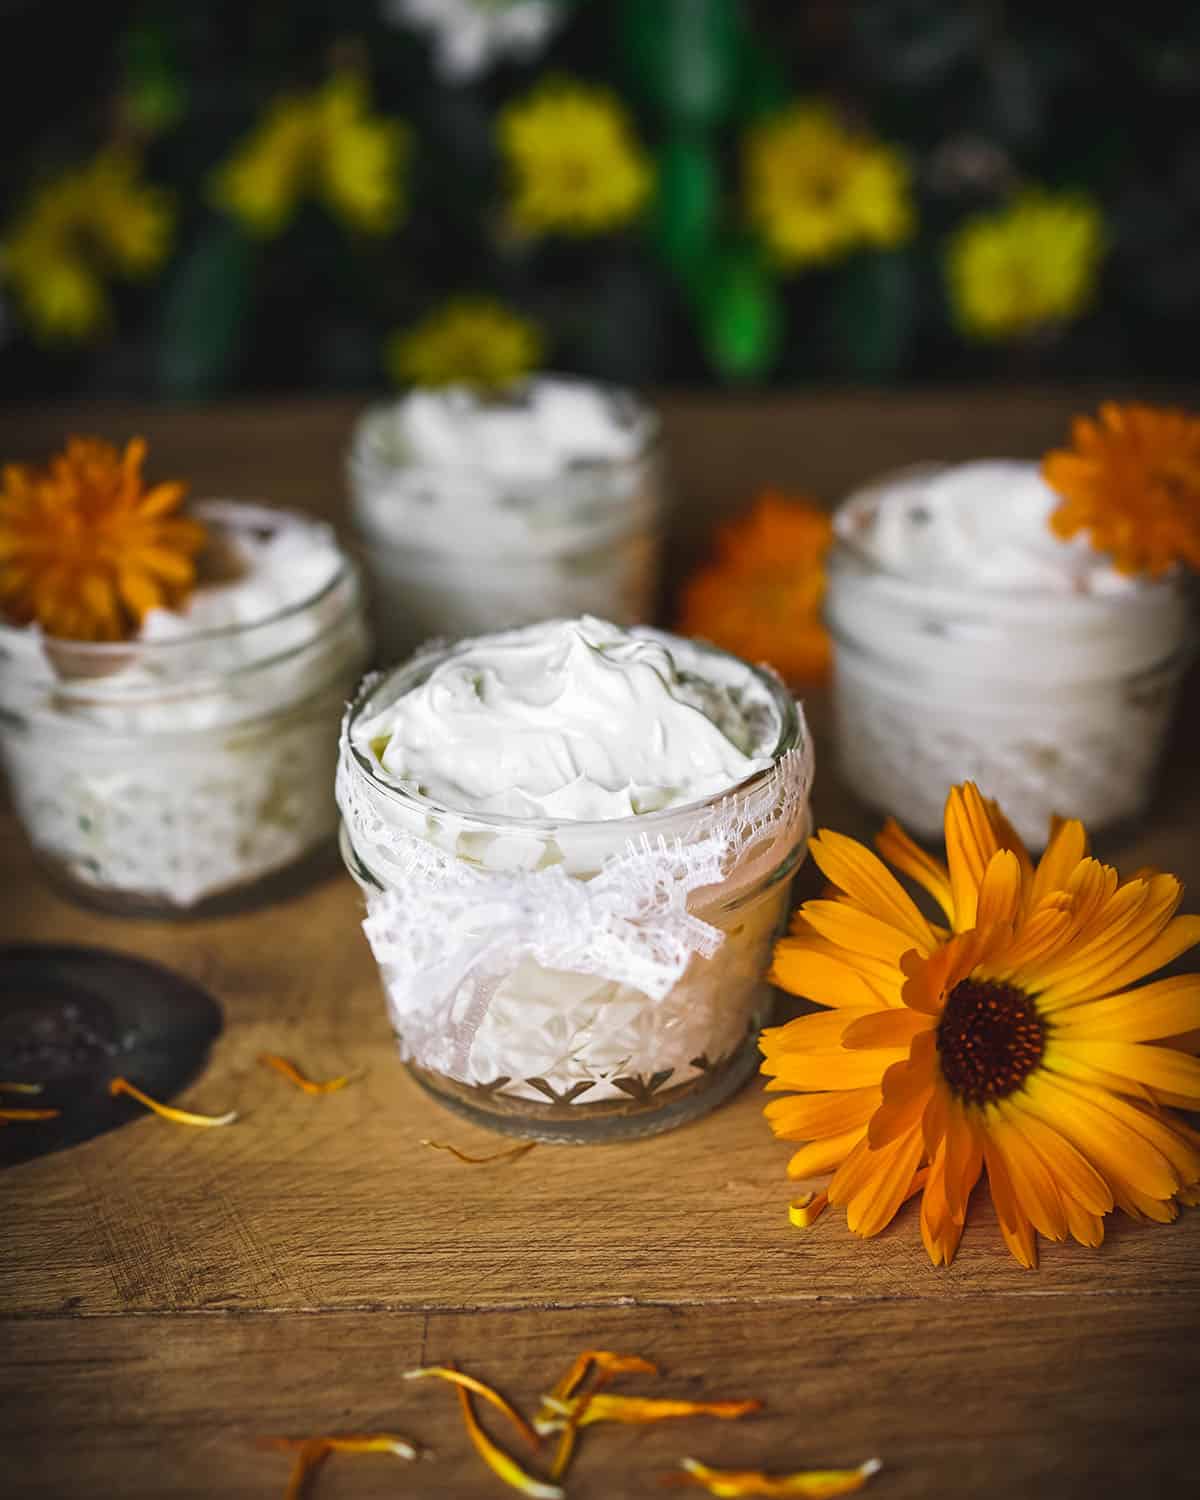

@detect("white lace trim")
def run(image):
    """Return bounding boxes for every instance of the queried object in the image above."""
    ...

[336,716,812,1079]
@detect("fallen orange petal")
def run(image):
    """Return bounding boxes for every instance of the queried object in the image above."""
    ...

[666,1457,882,1497]
[536,1348,663,1475]
[258,1054,356,1095]
[543,1394,763,1429]
[403,1365,539,1450]
[108,1076,237,1127]
[0,1107,59,1121]
[260,1433,418,1461]
[0,1082,45,1094]
[421,1138,537,1165]
[456,1385,563,1500]
[282,1438,329,1500]
[788,1192,829,1229]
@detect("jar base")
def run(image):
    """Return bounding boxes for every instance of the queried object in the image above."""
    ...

[403,1026,769,1145]
[29,837,343,921]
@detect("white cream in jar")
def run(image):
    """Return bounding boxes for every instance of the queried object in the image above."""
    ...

[337,617,811,1141]
[347,379,663,658]
[0,502,369,913]
[827,462,1193,845]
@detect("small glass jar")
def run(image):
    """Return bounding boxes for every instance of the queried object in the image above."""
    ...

[0,501,370,916]
[826,474,1194,847]
[347,382,664,659]
[336,637,811,1142]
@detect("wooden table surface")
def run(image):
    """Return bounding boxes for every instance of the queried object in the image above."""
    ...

[2,391,1199,1500]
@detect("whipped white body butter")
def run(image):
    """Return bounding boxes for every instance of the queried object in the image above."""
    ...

[348,378,663,657]
[337,618,812,1141]
[0,502,369,913]
[828,462,1192,844]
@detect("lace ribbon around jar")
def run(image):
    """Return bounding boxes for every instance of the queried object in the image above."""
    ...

[336,726,813,1083]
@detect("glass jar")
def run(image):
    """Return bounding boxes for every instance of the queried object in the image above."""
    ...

[0,501,370,916]
[826,478,1194,847]
[346,385,664,659]
[336,637,812,1143]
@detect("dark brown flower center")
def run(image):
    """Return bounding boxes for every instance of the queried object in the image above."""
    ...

[936,979,1046,1105]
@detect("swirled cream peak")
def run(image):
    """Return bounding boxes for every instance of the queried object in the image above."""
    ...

[355,376,653,492]
[354,617,776,819]
[836,460,1141,594]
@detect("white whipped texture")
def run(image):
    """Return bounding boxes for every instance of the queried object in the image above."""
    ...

[352,616,776,821]
[358,377,653,492]
[835,460,1141,594]
[139,503,343,643]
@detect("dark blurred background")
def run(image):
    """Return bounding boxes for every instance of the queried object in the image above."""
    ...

[2,0,1197,401]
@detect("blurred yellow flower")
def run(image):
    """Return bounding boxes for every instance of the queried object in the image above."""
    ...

[744,103,913,268]
[1,150,173,343]
[946,190,1104,342]
[211,72,409,237]
[386,297,543,389]
[499,78,653,236]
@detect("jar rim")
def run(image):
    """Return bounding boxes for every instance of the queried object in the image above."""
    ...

[340,626,804,838]
[0,499,358,662]
[348,374,663,484]
[831,462,1191,614]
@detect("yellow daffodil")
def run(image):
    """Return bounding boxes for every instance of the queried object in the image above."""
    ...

[386,297,543,389]
[744,103,913,268]
[211,72,409,237]
[498,78,653,236]
[1,150,173,343]
[945,189,1104,342]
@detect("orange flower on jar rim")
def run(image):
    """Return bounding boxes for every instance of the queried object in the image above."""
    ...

[0,435,206,642]
[1042,401,1200,578]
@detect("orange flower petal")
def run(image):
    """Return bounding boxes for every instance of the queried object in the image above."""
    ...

[875,817,953,922]
[403,1366,539,1450]
[667,1456,882,1496]
[788,1189,830,1227]
[455,1385,563,1500]
[421,1138,538,1165]
[108,1076,236,1127]
[541,1394,762,1429]
[258,1053,357,1095]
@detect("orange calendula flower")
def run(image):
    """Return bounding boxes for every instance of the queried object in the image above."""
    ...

[666,1456,882,1497]
[1042,401,1200,577]
[0,436,206,641]
[679,491,832,687]
[763,783,1200,1269]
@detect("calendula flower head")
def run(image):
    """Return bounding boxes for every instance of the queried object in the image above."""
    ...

[744,102,913,268]
[0,437,206,642]
[1,149,173,342]
[211,71,409,237]
[499,78,654,236]
[945,189,1104,342]
[1042,402,1200,578]
[386,297,543,389]
[679,490,833,686]
[763,783,1200,1269]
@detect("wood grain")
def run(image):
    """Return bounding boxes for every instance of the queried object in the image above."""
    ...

[2,393,1199,1499]
[3,1298,1198,1499]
